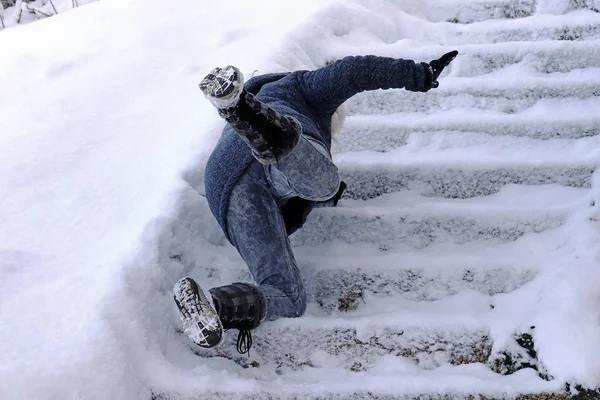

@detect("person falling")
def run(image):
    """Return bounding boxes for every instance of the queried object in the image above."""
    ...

[173,51,459,355]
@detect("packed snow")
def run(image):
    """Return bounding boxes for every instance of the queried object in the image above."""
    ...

[0,0,327,398]
[1,0,600,399]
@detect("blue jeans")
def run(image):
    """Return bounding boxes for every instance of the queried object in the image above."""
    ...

[225,135,340,320]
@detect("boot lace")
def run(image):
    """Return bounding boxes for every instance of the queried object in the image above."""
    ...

[236,327,253,356]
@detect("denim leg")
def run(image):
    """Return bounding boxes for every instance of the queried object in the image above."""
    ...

[265,134,340,201]
[225,161,306,320]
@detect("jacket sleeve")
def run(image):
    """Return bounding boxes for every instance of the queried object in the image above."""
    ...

[298,55,429,114]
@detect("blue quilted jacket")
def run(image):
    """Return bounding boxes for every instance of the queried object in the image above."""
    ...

[204,55,429,240]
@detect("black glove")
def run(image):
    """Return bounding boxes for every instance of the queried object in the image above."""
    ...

[427,50,458,89]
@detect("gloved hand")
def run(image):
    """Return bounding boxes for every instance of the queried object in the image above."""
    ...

[425,50,459,89]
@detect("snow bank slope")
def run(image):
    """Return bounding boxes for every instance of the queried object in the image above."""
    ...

[0,1,327,399]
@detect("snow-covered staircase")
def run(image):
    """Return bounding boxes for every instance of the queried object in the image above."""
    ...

[158,1,600,399]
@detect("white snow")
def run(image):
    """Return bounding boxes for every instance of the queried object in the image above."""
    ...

[1,0,600,399]
[0,0,328,398]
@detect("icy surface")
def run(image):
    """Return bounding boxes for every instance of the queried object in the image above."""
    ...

[1,0,600,399]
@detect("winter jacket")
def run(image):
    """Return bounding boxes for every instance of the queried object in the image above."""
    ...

[204,55,430,241]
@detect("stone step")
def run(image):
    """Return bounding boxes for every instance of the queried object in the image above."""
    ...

[188,297,494,373]
[344,77,600,116]
[333,139,596,198]
[334,125,600,154]
[421,0,598,23]
[226,239,538,312]
[338,164,593,200]
[451,40,600,76]
[448,12,600,43]
[297,243,537,311]
[310,265,536,312]
[155,390,573,400]
[291,185,585,248]
[424,0,536,23]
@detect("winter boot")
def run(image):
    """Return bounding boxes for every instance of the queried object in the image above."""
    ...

[173,276,224,348]
[209,282,267,355]
[199,65,300,164]
[174,277,267,355]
